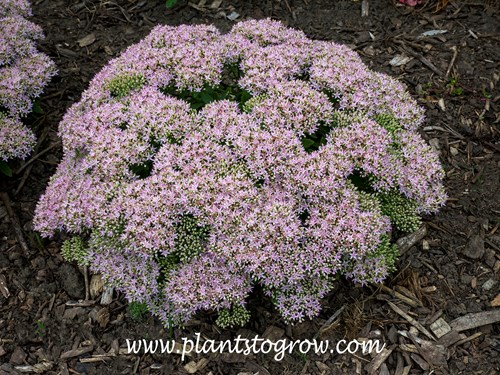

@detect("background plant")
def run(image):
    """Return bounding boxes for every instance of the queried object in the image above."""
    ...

[0,0,56,170]
[34,20,446,328]
[165,0,177,8]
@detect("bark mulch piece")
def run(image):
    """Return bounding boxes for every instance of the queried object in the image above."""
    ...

[1,0,499,374]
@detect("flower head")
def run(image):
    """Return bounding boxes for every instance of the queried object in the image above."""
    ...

[35,20,445,327]
[0,0,56,161]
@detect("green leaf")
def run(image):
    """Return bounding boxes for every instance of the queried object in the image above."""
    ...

[191,102,205,110]
[32,101,43,114]
[218,89,229,100]
[301,138,315,150]
[347,171,373,192]
[165,0,177,8]
[240,90,251,103]
[0,160,12,177]
[129,160,153,179]
[200,92,213,104]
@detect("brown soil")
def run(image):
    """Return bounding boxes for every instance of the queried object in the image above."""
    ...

[0,1,499,374]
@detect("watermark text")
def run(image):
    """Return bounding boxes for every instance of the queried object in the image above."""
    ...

[126,333,385,361]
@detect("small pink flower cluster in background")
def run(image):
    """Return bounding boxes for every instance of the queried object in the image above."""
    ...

[34,20,446,327]
[399,0,424,6]
[0,0,56,161]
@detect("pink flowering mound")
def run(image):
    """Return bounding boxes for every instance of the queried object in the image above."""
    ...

[34,20,446,327]
[0,0,56,161]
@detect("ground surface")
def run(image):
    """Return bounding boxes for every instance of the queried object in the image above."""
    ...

[0,0,499,374]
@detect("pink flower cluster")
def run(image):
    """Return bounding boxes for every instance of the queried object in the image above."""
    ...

[34,20,446,326]
[0,0,56,161]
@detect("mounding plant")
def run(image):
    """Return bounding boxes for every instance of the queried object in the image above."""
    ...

[34,19,446,328]
[0,0,57,164]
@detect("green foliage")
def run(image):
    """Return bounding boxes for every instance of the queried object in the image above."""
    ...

[128,301,149,321]
[33,232,44,251]
[378,191,421,233]
[295,350,308,363]
[322,89,341,105]
[296,89,341,153]
[156,253,180,276]
[34,320,46,337]
[481,87,492,99]
[415,81,434,97]
[108,73,146,98]
[165,0,177,8]
[161,83,252,111]
[161,63,251,111]
[447,77,464,97]
[32,100,43,114]
[0,160,13,176]
[216,304,251,328]
[129,160,154,179]
[61,236,88,266]
[374,113,401,136]
[348,170,374,193]
[451,87,464,96]
[301,122,331,153]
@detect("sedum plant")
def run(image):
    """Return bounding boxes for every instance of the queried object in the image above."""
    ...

[0,0,56,162]
[34,20,446,327]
